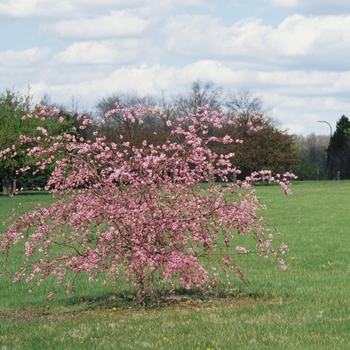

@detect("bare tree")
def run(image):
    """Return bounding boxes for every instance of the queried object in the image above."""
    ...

[94,93,166,146]
[41,94,83,115]
[225,89,264,116]
[171,80,225,118]
[95,93,157,121]
[69,95,83,114]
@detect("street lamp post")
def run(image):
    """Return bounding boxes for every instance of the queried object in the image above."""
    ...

[318,120,332,179]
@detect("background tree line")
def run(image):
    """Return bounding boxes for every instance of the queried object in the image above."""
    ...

[1,81,349,193]
[94,81,299,181]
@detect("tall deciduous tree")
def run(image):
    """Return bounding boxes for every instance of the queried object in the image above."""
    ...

[225,89,265,116]
[213,113,300,179]
[171,80,225,118]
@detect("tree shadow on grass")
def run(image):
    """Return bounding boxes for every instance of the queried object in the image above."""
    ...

[0,286,279,322]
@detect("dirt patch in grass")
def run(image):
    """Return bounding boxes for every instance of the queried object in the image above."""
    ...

[0,291,282,322]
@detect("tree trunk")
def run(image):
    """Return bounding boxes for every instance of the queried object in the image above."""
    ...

[137,275,147,306]
[2,173,15,197]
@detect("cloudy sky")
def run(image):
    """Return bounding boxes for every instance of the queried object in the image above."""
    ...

[1,0,350,135]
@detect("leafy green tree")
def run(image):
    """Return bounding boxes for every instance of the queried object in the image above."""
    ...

[0,89,32,195]
[296,153,327,180]
[213,114,300,179]
[41,94,97,142]
[0,89,75,195]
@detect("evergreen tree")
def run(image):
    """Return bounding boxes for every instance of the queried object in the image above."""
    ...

[327,115,350,179]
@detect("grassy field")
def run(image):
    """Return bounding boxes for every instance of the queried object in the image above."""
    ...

[0,181,349,349]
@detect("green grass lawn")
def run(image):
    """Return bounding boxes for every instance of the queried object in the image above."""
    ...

[0,181,349,349]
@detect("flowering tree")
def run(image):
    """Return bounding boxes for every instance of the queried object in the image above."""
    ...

[0,103,295,305]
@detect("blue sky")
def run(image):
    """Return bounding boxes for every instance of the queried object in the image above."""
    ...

[1,0,350,135]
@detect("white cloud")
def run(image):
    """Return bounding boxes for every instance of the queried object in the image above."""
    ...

[164,14,350,70]
[323,97,350,112]
[255,70,349,94]
[0,0,145,18]
[0,47,52,67]
[0,0,206,19]
[29,65,170,106]
[57,40,141,65]
[3,55,350,100]
[0,47,53,89]
[267,0,303,9]
[44,11,149,39]
[267,0,350,15]
[271,107,329,135]
[1,56,347,135]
